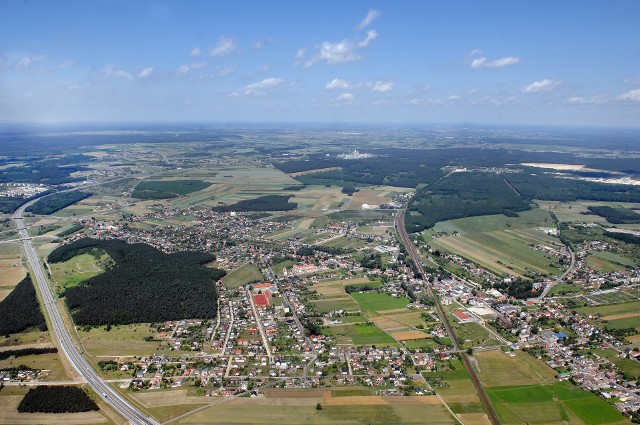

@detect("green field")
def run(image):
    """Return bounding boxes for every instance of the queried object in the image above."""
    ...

[487,381,628,425]
[132,179,211,199]
[49,251,109,293]
[594,348,640,379]
[577,300,640,317]
[350,323,397,345]
[221,263,263,289]
[350,292,410,316]
[427,209,565,277]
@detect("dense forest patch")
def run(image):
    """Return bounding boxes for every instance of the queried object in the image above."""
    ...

[587,205,640,224]
[212,194,297,212]
[48,238,225,325]
[0,275,46,337]
[131,179,211,199]
[17,386,99,413]
[26,191,92,215]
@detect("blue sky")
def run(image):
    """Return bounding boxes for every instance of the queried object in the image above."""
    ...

[1,0,639,126]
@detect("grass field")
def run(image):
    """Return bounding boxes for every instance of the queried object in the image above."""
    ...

[49,251,109,293]
[350,292,410,316]
[587,250,638,273]
[577,300,640,318]
[474,350,556,387]
[81,323,173,356]
[221,263,263,289]
[536,200,640,225]
[487,381,628,425]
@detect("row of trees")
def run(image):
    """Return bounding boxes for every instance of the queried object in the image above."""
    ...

[0,347,57,361]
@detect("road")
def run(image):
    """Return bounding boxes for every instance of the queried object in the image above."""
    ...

[14,201,158,425]
[395,209,501,425]
[538,246,576,299]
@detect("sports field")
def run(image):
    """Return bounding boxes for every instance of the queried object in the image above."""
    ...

[350,292,410,316]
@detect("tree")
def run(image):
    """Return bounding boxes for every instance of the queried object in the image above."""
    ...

[316,403,322,410]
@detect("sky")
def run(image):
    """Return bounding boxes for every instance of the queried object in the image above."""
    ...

[1,0,639,127]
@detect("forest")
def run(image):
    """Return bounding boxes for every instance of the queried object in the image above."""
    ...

[0,275,47,337]
[405,172,531,233]
[48,238,226,325]
[587,205,640,224]
[213,195,297,212]
[17,386,99,413]
[26,191,92,215]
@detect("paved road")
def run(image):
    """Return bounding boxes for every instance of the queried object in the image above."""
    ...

[14,201,158,425]
[395,209,501,425]
[538,246,576,299]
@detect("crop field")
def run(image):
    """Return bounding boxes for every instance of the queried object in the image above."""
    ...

[487,381,628,425]
[221,263,263,289]
[346,186,410,210]
[180,392,455,424]
[426,359,481,405]
[322,322,397,346]
[474,350,556,387]
[537,200,640,225]
[577,300,640,317]
[310,297,360,314]
[0,247,26,300]
[289,185,350,212]
[585,290,639,305]
[587,250,638,273]
[428,209,556,235]
[350,292,410,316]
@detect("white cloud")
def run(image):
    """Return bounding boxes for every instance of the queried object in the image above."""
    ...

[522,79,560,93]
[358,30,378,48]
[301,30,378,67]
[208,36,237,57]
[408,98,442,106]
[138,67,154,78]
[325,78,352,90]
[257,64,270,73]
[336,93,354,102]
[617,89,640,101]
[177,64,191,75]
[253,38,271,49]
[357,9,380,30]
[566,96,606,105]
[67,83,80,90]
[370,80,394,92]
[190,47,202,57]
[101,64,133,80]
[448,95,460,101]
[470,56,520,69]
[17,55,46,68]
[234,77,285,96]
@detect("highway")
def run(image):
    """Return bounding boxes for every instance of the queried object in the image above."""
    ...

[14,201,158,425]
[395,209,501,425]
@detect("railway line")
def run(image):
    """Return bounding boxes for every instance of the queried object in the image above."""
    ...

[395,208,501,425]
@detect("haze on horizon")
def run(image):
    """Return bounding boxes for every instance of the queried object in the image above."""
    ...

[1,0,639,128]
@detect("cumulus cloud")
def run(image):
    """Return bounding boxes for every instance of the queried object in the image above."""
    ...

[176,62,206,76]
[370,80,394,92]
[101,64,133,80]
[208,36,237,57]
[325,78,352,90]
[617,89,640,101]
[190,47,202,57]
[336,93,354,102]
[299,30,378,67]
[357,9,380,30]
[232,77,285,96]
[138,67,154,78]
[470,56,520,69]
[566,96,606,105]
[522,79,560,93]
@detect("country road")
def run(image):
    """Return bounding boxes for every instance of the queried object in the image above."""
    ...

[14,200,158,425]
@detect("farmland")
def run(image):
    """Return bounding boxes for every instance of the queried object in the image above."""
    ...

[222,263,263,289]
